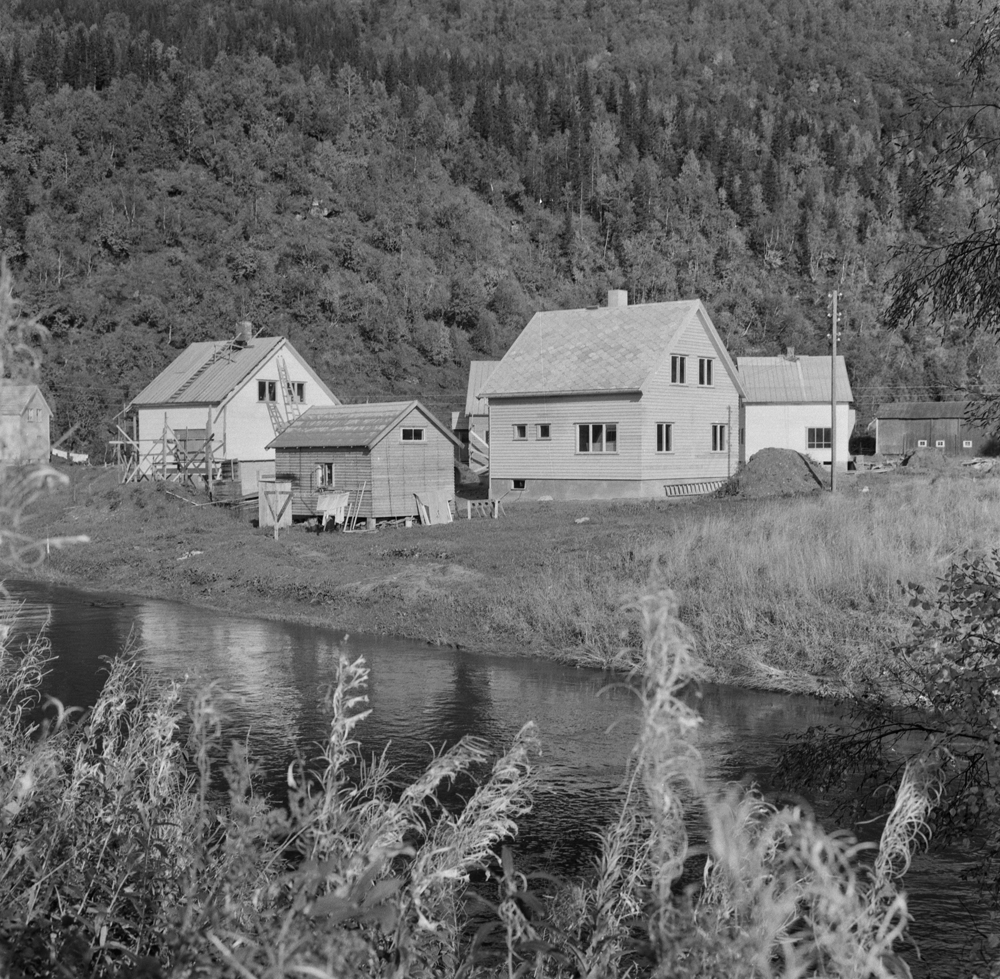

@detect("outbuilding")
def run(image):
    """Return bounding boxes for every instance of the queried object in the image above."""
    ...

[0,383,51,464]
[267,400,462,523]
[874,401,997,457]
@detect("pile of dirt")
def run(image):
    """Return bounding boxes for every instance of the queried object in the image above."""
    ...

[902,448,957,471]
[721,448,830,499]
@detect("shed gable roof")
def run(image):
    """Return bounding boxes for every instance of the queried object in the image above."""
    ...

[480,299,744,399]
[875,401,967,420]
[737,355,853,403]
[0,383,50,416]
[267,400,462,450]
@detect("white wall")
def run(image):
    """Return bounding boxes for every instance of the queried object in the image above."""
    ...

[744,403,853,469]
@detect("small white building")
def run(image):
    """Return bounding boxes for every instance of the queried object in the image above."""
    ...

[126,325,339,493]
[0,383,51,464]
[738,350,854,470]
[452,360,498,471]
[479,290,745,501]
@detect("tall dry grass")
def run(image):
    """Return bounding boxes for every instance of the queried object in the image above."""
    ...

[0,584,937,977]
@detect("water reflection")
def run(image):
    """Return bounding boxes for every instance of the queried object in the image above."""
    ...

[0,579,986,978]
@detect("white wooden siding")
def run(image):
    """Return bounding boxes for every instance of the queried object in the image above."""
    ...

[489,394,644,481]
[745,403,854,468]
[640,312,742,481]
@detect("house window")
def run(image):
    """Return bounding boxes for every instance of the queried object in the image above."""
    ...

[536,424,551,440]
[577,423,617,453]
[656,423,673,453]
[698,358,714,386]
[963,440,973,448]
[286,382,305,403]
[711,424,727,452]
[671,355,686,384]
[917,440,928,448]
[401,428,425,442]
[513,424,527,440]
[316,463,334,487]
[935,440,945,448]
[258,380,277,402]
[512,479,526,489]
[807,427,831,449]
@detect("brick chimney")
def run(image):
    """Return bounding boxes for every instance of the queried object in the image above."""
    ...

[607,289,628,308]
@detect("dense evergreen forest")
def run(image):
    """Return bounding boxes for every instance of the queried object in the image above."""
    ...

[0,0,995,454]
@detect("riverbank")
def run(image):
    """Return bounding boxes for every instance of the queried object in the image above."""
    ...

[12,464,1000,692]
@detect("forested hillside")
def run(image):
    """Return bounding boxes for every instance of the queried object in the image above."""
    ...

[0,0,995,454]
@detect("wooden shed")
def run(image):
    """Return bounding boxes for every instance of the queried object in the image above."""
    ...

[266,401,462,522]
[874,401,998,458]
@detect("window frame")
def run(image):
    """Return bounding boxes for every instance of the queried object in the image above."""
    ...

[258,380,277,402]
[656,422,673,453]
[513,424,528,440]
[536,423,551,440]
[807,427,832,450]
[512,479,526,490]
[935,440,946,448]
[670,355,687,384]
[917,439,928,448]
[576,422,618,454]
[963,440,973,448]
[316,462,335,487]
[401,427,426,443]
[698,357,714,386]
[711,423,727,453]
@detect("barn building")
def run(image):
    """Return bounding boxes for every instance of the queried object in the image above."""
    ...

[874,401,998,457]
[267,400,462,522]
[0,384,51,464]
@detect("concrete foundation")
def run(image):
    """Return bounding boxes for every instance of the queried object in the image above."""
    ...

[489,475,728,502]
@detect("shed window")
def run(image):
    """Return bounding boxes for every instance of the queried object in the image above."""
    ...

[258,380,277,402]
[807,427,831,449]
[935,440,946,448]
[711,424,727,452]
[671,355,686,384]
[316,463,334,487]
[513,424,527,440]
[963,440,973,448]
[577,423,617,453]
[536,424,551,440]
[698,358,714,386]
[656,423,673,453]
[401,428,425,442]
[917,440,928,448]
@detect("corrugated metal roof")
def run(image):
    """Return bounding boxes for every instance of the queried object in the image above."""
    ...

[465,361,499,415]
[737,355,853,403]
[129,337,285,406]
[480,300,718,398]
[268,401,461,450]
[0,383,47,415]
[875,401,967,420]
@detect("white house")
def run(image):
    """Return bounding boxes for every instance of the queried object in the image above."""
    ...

[126,323,339,493]
[737,350,854,470]
[0,383,51,464]
[478,290,746,501]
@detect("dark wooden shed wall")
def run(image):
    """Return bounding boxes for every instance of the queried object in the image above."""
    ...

[876,417,995,457]
[274,406,454,519]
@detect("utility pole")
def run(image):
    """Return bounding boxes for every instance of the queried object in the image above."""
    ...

[827,291,843,493]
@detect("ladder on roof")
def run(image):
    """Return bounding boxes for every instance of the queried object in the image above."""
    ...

[170,341,236,403]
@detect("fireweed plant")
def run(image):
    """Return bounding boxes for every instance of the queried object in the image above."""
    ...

[0,591,934,979]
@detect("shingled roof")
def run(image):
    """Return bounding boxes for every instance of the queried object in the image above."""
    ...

[0,383,50,415]
[464,361,499,416]
[266,401,461,450]
[738,355,853,403]
[128,337,337,409]
[480,299,744,398]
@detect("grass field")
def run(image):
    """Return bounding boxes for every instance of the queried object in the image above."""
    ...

[14,463,1000,694]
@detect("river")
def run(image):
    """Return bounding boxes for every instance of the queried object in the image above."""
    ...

[1,579,988,977]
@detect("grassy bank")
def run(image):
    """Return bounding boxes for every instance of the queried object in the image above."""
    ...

[15,465,1000,692]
